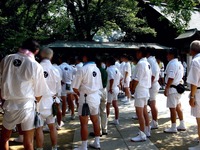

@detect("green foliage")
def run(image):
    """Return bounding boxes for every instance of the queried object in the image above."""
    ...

[65,0,156,41]
[0,0,198,55]
[0,0,70,55]
[149,0,199,32]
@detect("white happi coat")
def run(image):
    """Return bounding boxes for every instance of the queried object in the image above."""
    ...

[72,62,102,106]
[132,57,152,99]
[0,51,48,111]
[39,59,61,110]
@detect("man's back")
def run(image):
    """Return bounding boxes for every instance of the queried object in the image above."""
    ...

[0,52,43,101]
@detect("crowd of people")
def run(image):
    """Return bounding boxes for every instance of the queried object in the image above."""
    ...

[0,38,200,150]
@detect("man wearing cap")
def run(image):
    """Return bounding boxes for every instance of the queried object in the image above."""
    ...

[187,40,200,150]
[164,48,185,133]
[0,38,48,150]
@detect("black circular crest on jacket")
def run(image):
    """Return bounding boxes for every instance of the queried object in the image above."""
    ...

[44,71,48,78]
[93,71,97,77]
[13,59,22,67]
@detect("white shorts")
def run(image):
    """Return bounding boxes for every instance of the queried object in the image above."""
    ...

[61,84,67,96]
[78,103,99,116]
[191,90,200,118]
[40,109,55,125]
[3,107,35,131]
[167,93,181,108]
[123,77,131,88]
[78,92,100,116]
[107,92,118,103]
[107,88,119,103]
[160,71,164,78]
[100,88,107,102]
[134,97,148,107]
[149,82,160,100]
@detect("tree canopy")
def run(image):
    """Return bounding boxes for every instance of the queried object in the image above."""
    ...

[0,0,199,55]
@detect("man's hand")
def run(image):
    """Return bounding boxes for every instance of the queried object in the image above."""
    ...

[109,89,113,94]
[189,98,195,107]
[164,88,169,96]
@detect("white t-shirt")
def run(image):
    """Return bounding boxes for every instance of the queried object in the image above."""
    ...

[123,62,131,79]
[72,62,103,94]
[59,62,76,84]
[165,58,184,94]
[39,59,62,110]
[53,63,63,81]
[106,65,122,91]
[120,61,125,74]
[148,56,160,82]
[187,53,200,87]
[0,52,48,110]
[75,62,83,71]
[72,62,103,105]
[132,57,152,98]
[115,61,121,71]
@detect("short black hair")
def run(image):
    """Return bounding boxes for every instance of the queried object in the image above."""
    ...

[167,48,178,58]
[146,47,156,55]
[137,47,148,57]
[21,38,40,53]
[106,56,115,65]
[121,54,129,59]
[82,53,96,62]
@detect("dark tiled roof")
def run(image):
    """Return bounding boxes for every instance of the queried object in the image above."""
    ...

[175,29,198,39]
[149,5,200,30]
[47,41,170,50]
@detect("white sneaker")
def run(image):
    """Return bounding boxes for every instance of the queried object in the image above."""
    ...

[111,119,119,125]
[13,135,23,143]
[71,114,76,120]
[56,121,64,130]
[131,131,147,142]
[150,120,158,129]
[132,115,138,120]
[121,98,128,102]
[164,127,177,133]
[124,101,130,105]
[145,126,151,138]
[177,124,186,131]
[89,142,100,149]
[62,116,67,122]
[188,144,200,150]
[43,125,50,132]
[52,146,58,150]
[74,147,88,150]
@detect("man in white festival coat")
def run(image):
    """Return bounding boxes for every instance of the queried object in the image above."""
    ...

[146,47,160,129]
[187,40,200,150]
[106,56,122,126]
[130,47,152,142]
[72,54,103,150]
[0,39,48,150]
[164,48,185,133]
[35,47,61,150]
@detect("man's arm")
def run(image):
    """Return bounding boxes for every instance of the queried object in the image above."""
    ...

[164,78,173,96]
[124,71,128,83]
[189,84,197,107]
[130,79,139,94]
[73,88,80,96]
[109,79,114,94]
